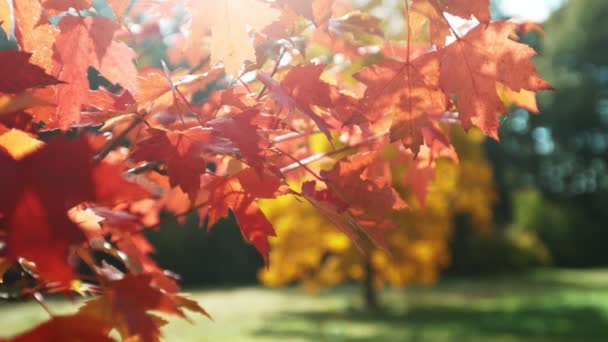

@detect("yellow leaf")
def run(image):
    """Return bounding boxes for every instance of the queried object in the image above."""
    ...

[0,92,52,115]
[187,0,279,75]
[259,128,496,290]
[497,82,540,113]
[0,129,44,159]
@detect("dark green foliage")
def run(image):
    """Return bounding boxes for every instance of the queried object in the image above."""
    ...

[146,213,264,286]
[487,0,608,267]
[448,213,550,275]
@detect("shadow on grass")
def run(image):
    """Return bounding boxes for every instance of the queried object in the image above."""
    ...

[425,269,608,293]
[254,304,608,341]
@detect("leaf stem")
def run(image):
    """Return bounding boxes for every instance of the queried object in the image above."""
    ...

[272,147,324,181]
[256,48,287,100]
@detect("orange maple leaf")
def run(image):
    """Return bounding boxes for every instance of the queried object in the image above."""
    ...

[412,0,490,47]
[355,52,447,153]
[439,22,553,138]
[51,16,137,129]
[199,168,284,263]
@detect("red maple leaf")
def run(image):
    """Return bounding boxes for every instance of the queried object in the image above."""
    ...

[0,136,146,284]
[0,50,62,94]
[200,168,285,262]
[354,52,447,153]
[80,273,209,342]
[5,313,113,342]
[130,127,217,199]
[259,64,359,140]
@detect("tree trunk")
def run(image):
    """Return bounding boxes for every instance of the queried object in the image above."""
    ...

[363,256,379,311]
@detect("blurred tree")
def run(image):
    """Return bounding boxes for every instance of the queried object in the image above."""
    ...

[258,129,496,309]
[492,0,608,266]
[146,214,264,286]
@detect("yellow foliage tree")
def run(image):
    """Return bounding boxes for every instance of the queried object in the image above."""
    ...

[259,128,495,308]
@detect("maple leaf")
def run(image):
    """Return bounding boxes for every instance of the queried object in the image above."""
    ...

[0,0,559,339]
[0,111,33,134]
[276,0,314,21]
[439,22,553,138]
[41,0,94,13]
[186,0,280,75]
[261,64,361,136]
[200,168,284,262]
[96,40,138,95]
[258,64,336,140]
[299,180,358,240]
[107,0,131,20]
[0,129,44,159]
[93,161,149,204]
[110,231,180,293]
[298,152,407,251]
[403,127,458,205]
[496,82,541,113]
[5,314,113,342]
[354,52,447,153]
[312,0,337,27]
[135,68,224,115]
[0,136,95,283]
[207,109,271,169]
[80,273,209,342]
[135,72,173,108]
[0,50,62,94]
[412,0,490,47]
[79,88,136,126]
[308,0,383,58]
[13,0,58,71]
[130,127,221,199]
[0,91,53,118]
[0,133,146,284]
[322,152,407,214]
[299,180,395,251]
[51,15,137,129]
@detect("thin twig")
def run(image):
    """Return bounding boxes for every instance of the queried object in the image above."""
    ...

[125,161,164,175]
[271,147,324,181]
[94,114,145,162]
[271,131,316,144]
[280,132,388,174]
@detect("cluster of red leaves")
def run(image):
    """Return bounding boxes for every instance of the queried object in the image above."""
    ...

[0,0,550,340]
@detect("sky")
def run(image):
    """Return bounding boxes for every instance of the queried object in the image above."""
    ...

[498,0,567,22]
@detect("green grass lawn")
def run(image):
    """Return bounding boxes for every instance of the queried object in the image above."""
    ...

[2,269,608,341]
